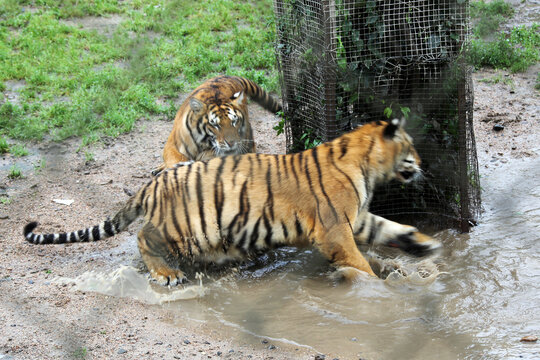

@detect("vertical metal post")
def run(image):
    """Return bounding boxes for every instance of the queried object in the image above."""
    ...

[457,63,470,233]
[322,0,338,140]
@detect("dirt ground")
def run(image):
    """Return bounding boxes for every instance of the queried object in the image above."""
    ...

[1,63,539,360]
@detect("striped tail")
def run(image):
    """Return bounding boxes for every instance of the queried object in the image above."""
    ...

[235,77,282,114]
[24,195,143,245]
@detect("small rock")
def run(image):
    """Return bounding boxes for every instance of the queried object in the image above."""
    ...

[154,341,163,345]
[520,335,538,342]
[314,355,326,360]
[350,337,358,342]
[117,348,127,354]
[261,339,269,344]
[183,339,191,344]
[0,213,9,219]
[228,349,234,353]
[28,280,34,284]
[123,187,135,196]
[268,345,276,350]
[216,351,222,356]
[493,124,505,132]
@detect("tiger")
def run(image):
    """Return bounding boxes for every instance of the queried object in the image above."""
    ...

[152,75,282,175]
[24,118,441,285]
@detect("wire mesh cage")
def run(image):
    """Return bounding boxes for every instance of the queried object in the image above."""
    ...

[274,0,480,230]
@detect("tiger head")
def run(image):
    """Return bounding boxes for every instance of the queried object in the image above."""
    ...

[189,92,253,157]
[373,117,423,184]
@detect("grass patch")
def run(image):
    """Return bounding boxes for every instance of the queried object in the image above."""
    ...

[0,0,278,144]
[536,72,540,91]
[469,24,540,72]
[478,72,514,86]
[10,144,29,157]
[0,136,9,153]
[470,0,514,38]
[469,1,539,72]
[8,165,22,179]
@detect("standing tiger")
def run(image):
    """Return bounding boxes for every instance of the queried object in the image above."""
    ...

[24,118,441,285]
[152,75,282,175]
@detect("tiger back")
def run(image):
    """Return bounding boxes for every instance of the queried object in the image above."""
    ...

[154,76,282,175]
[24,119,441,286]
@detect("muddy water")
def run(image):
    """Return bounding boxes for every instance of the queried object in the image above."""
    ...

[66,155,540,359]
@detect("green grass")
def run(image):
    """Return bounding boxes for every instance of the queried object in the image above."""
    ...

[478,72,514,86]
[8,165,22,179]
[536,72,540,90]
[470,0,514,38]
[0,136,9,153]
[469,1,539,72]
[469,24,540,72]
[10,144,29,157]
[0,0,278,144]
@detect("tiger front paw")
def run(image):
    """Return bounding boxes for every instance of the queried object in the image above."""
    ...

[387,231,441,257]
[149,267,187,287]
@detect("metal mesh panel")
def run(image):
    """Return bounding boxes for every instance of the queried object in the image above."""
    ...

[274,0,480,230]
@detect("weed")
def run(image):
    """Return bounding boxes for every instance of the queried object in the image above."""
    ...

[72,347,87,359]
[84,151,95,163]
[478,73,514,86]
[33,158,46,173]
[536,72,540,91]
[299,129,322,150]
[273,111,285,136]
[0,196,11,205]
[0,137,9,154]
[8,165,22,179]
[10,144,29,157]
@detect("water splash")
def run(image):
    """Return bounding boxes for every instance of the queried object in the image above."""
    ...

[55,265,206,304]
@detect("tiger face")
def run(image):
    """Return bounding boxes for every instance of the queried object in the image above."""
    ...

[192,92,252,158]
[378,118,423,184]
[155,76,281,175]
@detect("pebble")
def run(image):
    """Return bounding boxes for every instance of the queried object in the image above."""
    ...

[314,355,326,360]
[28,280,34,284]
[117,348,127,354]
[493,124,505,131]
[261,339,269,344]
[216,351,222,356]
[350,337,358,342]
[268,345,276,350]
[520,335,538,342]
[183,339,191,345]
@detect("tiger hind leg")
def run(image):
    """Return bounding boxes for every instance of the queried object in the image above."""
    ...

[138,222,186,286]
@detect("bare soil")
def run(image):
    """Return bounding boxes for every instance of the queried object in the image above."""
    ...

[1,67,539,360]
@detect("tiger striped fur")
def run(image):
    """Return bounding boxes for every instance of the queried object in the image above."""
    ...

[24,118,441,285]
[153,75,282,176]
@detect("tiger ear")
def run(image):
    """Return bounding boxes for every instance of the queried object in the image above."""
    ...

[189,98,205,114]
[231,91,245,105]
[383,117,405,138]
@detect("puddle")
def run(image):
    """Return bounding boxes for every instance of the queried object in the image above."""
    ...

[60,154,539,359]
